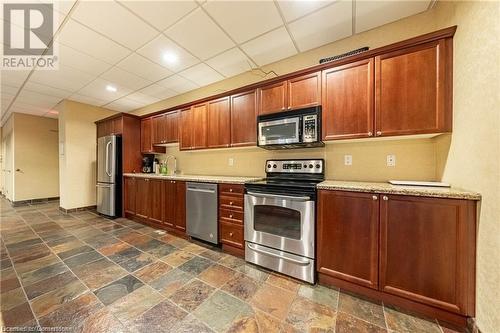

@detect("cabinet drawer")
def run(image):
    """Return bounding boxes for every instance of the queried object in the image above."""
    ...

[219,209,243,224]
[220,196,243,211]
[219,183,244,196]
[220,222,244,248]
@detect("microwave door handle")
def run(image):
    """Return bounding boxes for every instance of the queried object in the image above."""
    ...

[247,243,311,266]
[247,191,310,201]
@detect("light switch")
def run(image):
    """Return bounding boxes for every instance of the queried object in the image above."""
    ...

[228,158,234,166]
[387,154,396,167]
[344,155,352,166]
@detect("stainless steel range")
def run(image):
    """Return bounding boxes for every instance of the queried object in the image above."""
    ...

[244,159,324,283]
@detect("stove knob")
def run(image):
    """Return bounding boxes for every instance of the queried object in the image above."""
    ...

[309,164,313,168]
[273,164,277,168]
[267,164,271,169]
[303,164,307,168]
[315,164,320,168]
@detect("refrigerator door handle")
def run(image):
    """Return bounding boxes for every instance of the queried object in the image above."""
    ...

[96,183,112,188]
[105,141,112,177]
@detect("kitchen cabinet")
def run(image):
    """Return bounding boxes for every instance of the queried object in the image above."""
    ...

[150,179,163,224]
[97,116,122,137]
[179,107,194,150]
[218,184,245,256]
[124,177,136,215]
[379,195,475,315]
[141,117,165,154]
[192,103,208,149]
[258,72,321,115]
[207,97,231,148]
[322,59,374,140]
[175,181,186,232]
[375,39,452,136]
[318,190,379,289]
[162,180,177,228]
[230,90,257,147]
[152,111,179,144]
[135,178,151,220]
[152,114,165,144]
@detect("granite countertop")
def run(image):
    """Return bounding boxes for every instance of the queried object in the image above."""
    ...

[316,180,481,200]
[123,173,262,184]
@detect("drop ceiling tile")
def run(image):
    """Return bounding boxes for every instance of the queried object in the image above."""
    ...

[119,0,198,31]
[53,0,77,14]
[137,34,199,72]
[240,27,297,66]
[356,1,430,33]
[277,0,334,22]
[11,100,55,114]
[156,74,199,94]
[166,8,234,60]
[125,92,161,105]
[43,110,59,118]
[69,93,108,107]
[138,84,178,100]
[288,0,352,52]
[16,90,61,108]
[100,67,152,91]
[179,63,224,86]
[23,81,73,98]
[203,1,283,43]
[116,53,173,82]
[57,19,131,64]
[106,97,145,113]
[77,78,132,103]
[30,65,95,91]
[58,44,113,76]
[71,1,159,50]
[206,47,253,77]
[1,84,19,97]
[0,69,31,87]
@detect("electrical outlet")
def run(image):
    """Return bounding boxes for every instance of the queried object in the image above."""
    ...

[228,158,234,166]
[387,154,396,167]
[344,155,352,166]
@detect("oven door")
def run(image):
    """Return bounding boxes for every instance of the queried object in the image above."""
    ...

[244,191,315,258]
[258,117,301,146]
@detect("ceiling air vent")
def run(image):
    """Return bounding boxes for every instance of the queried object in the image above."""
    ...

[319,47,370,64]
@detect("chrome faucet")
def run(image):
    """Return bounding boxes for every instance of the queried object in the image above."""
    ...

[165,155,177,175]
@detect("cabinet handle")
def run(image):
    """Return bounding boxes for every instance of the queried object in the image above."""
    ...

[229,214,233,218]
[372,195,378,200]
[229,188,233,192]
[287,106,291,110]
[368,131,373,137]
[229,232,233,237]
[229,201,233,205]
[376,131,382,136]
[383,196,388,201]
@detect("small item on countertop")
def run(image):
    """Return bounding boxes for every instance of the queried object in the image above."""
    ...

[154,159,160,174]
[160,161,168,175]
[389,180,451,187]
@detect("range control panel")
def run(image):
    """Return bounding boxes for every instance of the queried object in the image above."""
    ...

[266,159,324,174]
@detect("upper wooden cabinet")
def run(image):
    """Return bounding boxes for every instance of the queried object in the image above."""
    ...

[152,114,165,144]
[322,59,374,140]
[258,72,321,115]
[375,39,452,136]
[192,103,208,149]
[207,97,231,148]
[231,90,257,146]
[179,107,194,150]
[152,111,179,144]
[140,118,153,153]
[97,116,122,137]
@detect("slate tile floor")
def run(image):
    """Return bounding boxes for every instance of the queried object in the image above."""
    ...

[1,199,459,333]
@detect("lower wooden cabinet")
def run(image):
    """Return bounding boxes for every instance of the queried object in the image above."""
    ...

[135,178,151,220]
[317,189,476,321]
[149,179,163,224]
[218,183,245,256]
[123,177,136,215]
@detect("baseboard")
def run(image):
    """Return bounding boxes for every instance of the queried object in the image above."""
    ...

[10,197,59,207]
[59,205,97,214]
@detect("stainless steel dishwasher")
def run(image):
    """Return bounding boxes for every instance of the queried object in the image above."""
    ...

[186,182,218,244]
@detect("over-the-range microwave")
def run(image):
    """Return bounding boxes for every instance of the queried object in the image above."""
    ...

[257,106,324,149]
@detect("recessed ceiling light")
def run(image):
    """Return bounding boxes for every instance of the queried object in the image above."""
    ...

[106,85,117,92]
[48,110,58,115]
[162,52,178,64]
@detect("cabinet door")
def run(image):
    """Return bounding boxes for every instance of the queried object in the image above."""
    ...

[179,108,193,150]
[124,177,136,215]
[258,81,287,115]
[317,190,379,289]
[375,39,452,136]
[165,111,179,143]
[149,179,163,224]
[97,121,111,138]
[152,114,165,144]
[207,97,231,148]
[192,103,208,149]
[175,181,186,231]
[135,178,151,219]
[140,118,153,153]
[288,72,321,110]
[380,195,475,315]
[322,59,374,140]
[230,90,257,147]
[163,180,177,228]
[112,117,122,135]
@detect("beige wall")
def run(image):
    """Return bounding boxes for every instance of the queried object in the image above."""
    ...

[132,2,500,331]
[56,100,117,210]
[1,115,14,201]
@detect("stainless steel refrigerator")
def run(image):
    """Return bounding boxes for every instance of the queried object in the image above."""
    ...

[96,135,122,217]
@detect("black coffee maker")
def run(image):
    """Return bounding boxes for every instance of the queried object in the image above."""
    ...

[142,155,154,173]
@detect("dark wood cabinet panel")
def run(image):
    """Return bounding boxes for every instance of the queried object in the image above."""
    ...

[218,183,245,256]
[322,59,374,140]
[230,90,257,147]
[135,178,150,220]
[163,180,177,228]
[152,114,165,144]
[179,108,194,150]
[192,103,208,149]
[220,221,244,249]
[258,81,287,115]
[124,177,136,216]
[288,72,321,110]
[150,179,163,224]
[175,181,186,231]
[375,39,452,136]
[318,190,380,289]
[207,97,231,148]
[140,118,152,153]
[121,115,142,174]
[165,111,179,143]
[379,195,475,315]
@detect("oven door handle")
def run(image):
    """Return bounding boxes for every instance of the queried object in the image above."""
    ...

[247,191,310,201]
[247,243,311,266]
